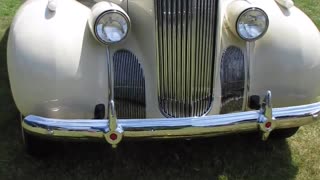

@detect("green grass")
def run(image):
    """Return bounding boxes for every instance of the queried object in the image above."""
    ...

[294,0,320,28]
[0,0,320,179]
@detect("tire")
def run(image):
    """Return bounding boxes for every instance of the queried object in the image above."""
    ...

[269,127,299,139]
[20,114,54,157]
[22,130,53,157]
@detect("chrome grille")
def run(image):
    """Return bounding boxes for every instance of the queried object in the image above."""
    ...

[155,0,218,117]
[220,46,245,114]
[113,50,146,119]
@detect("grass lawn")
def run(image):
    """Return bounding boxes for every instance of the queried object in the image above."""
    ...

[0,0,320,180]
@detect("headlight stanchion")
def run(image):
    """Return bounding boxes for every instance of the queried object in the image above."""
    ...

[226,2,269,111]
[104,48,123,148]
[88,2,130,147]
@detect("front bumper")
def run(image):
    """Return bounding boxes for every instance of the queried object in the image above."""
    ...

[22,92,320,147]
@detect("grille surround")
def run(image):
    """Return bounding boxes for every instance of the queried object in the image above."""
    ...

[155,0,218,117]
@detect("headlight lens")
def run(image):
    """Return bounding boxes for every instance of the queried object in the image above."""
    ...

[237,8,269,41]
[95,11,130,44]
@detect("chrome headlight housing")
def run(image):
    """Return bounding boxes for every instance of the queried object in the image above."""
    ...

[89,2,130,45]
[236,8,269,41]
[94,11,130,45]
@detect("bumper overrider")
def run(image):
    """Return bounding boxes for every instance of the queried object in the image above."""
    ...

[22,91,320,147]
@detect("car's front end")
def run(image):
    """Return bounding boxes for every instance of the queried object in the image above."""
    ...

[7,0,320,150]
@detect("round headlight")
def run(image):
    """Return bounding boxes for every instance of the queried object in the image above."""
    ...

[236,8,269,41]
[94,11,130,45]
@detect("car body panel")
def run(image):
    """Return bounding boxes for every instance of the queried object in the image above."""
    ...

[7,0,320,120]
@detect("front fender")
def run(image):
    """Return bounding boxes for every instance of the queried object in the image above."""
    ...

[218,0,320,108]
[7,0,108,118]
[249,1,320,107]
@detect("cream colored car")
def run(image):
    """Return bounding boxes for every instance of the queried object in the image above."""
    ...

[7,0,320,155]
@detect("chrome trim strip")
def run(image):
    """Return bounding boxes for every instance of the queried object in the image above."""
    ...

[106,48,122,146]
[243,41,253,110]
[106,48,114,106]
[22,101,320,140]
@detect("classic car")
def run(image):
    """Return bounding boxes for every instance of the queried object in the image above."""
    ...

[7,0,320,155]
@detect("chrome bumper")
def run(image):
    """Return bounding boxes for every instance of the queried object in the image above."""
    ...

[22,92,320,147]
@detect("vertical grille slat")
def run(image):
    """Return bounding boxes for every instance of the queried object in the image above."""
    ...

[194,0,201,116]
[200,0,206,114]
[156,0,217,118]
[172,0,177,117]
[205,0,213,111]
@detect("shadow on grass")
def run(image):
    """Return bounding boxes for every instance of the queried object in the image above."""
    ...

[0,28,19,129]
[0,28,298,180]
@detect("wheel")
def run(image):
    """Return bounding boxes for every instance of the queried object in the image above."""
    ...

[269,127,300,139]
[22,130,54,157]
